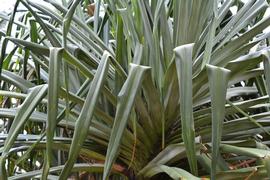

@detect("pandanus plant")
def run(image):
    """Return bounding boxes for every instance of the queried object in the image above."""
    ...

[1,0,270,179]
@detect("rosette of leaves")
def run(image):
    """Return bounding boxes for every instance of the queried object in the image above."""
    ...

[1,0,270,179]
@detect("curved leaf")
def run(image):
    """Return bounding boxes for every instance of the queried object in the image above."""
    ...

[59,51,110,179]
[103,64,150,179]
[0,85,48,179]
[174,43,198,175]
[206,64,231,180]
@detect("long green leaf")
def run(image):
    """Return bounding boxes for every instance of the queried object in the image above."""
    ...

[103,64,150,179]
[10,163,123,180]
[42,48,62,179]
[62,0,81,48]
[206,64,231,180]
[174,43,197,175]
[0,0,19,75]
[220,144,270,158]
[263,50,270,97]
[20,0,60,47]
[143,165,201,180]
[0,85,48,179]
[59,51,110,179]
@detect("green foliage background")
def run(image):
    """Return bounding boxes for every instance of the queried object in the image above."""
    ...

[1,0,270,179]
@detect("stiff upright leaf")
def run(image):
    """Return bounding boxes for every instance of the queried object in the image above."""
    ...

[62,0,82,48]
[42,48,62,179]
[206,64,231,180]
[103,64,150,179]
[59,51,110,179]
[174,43,197,175]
